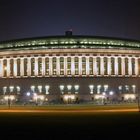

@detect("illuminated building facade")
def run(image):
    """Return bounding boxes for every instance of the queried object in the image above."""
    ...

[0,32,140,104]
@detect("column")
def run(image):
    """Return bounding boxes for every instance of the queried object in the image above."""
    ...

[7,58,10,77]
[107,57,111,75]
[100,57,104,75]
[42,57,46,76]
[114,57,118,75]
[13,58,17,77]
[56,57,60,76]
[121,57,125,76]
[27,57,31,76]
[86,56,89,75]
[71,57,75,76]
[0,59,4,77]
[49,57,52,76]
[64,57,67,76]
[34,57,38,76]
[79,57,82,76]
[135,57,139,76]
[128,57,132,76]
[20,58,24,77]
[93,57,97,75]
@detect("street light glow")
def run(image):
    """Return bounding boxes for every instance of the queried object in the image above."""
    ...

[124,94,136,100]
[67,85,72,90]
[109,91,114,95]
[94,94,106,100]
[60,85,64,90]
[4,95,15,101]
[74,85,79,90]
[64,95,75,100]
[27,92,30,96]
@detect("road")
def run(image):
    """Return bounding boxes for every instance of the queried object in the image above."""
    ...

[0,108,138,113]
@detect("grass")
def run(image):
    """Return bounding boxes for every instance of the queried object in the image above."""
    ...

[0,103,138,110]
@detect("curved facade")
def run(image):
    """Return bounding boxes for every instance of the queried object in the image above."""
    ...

[0,35,140,104]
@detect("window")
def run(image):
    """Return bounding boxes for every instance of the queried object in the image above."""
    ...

[89,57,93,75]
[75,57,79,75]
[74,85,79,94]
[82,57,86,75]
[67,57,71,75]
[89,85,94,94]
[45,85,50,94]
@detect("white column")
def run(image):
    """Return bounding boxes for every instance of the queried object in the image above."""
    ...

[20,58,24,77]
[27,57,31,76]
[34,57,38,76]
[0,59,4,77]
[86,57,89,75]
[42,57,46,76]
[71,57,75,76]
[107,57,111,75]
[128,57,132,76]
[114,57,118,75]
[135,57,139,76]
[64,57,67,76]
[49,57,52,76]
[93,57,97,75]
[56,57,60,76]
[121,57,125,76]
[79,57,82,76]
[13,58,17,77]
[100,57,104,75]
[7,58,10,77]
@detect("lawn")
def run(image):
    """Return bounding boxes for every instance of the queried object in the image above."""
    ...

[0,103,138,110]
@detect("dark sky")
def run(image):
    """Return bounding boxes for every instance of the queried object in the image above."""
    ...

[0,0,140,41]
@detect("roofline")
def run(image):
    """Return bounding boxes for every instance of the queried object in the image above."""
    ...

[0,35,140,44]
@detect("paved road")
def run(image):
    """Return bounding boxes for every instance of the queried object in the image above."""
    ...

[0,108,138,113]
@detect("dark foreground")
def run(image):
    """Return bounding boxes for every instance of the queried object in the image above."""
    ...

[0,111,140,139]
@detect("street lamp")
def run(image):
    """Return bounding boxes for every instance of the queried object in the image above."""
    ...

[109,91,114,96]
[27,92,31,96]
[138,92,140,112]
[102,92,106,105]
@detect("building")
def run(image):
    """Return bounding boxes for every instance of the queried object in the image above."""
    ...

[0,32,140,104]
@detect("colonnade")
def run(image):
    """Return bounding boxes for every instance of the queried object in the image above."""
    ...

[0,55,139,77]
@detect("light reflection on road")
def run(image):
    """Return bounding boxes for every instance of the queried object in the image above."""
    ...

[0,109,138,113]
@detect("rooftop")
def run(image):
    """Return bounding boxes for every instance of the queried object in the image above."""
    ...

[0,35,140,51]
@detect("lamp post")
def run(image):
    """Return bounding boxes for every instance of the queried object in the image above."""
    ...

[138,92,140,112]
[109,91,114,104]
[8,93,11,109]
[102,92,106,105]
[7,84,11,109]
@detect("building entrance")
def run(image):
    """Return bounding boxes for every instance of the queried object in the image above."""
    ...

[62,94,76,104]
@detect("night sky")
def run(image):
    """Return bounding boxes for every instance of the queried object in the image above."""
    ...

[0,0,140,41]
